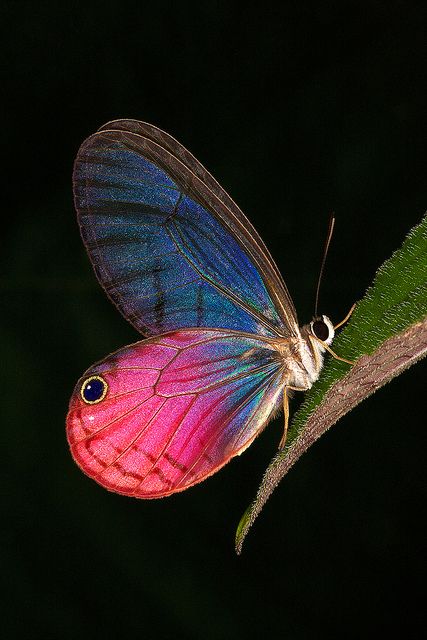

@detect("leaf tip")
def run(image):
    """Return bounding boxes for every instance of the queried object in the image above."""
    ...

[235,504,252,555]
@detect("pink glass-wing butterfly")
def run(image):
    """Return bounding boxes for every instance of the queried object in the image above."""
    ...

[67,120,342,498]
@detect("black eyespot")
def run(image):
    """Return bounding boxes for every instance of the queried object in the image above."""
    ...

[312,319,329,342]
[80,375,108,404]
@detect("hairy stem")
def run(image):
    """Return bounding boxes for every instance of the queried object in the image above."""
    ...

[236,316,427,554]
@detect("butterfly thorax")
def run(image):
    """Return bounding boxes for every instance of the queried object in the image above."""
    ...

[274,315,335,392]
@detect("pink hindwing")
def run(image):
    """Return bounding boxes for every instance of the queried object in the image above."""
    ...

[67,329,283,497]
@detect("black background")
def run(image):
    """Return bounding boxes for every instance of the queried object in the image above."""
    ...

[3,2,427,638]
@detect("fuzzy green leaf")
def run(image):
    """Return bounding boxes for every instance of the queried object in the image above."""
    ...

[236,214,427,554]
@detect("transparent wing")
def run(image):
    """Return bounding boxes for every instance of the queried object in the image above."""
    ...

[73,121,298,338]
[66,329,284,497]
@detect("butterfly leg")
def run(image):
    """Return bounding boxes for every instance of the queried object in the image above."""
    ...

[310,335,355,365]
[333,302,356,330]
[279,385,307,449]
[279,387,290,450]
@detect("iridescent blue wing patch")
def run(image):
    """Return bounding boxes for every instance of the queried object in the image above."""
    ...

[73,121,298,338]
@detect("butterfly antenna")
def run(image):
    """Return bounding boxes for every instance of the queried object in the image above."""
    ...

[314,214,335,317]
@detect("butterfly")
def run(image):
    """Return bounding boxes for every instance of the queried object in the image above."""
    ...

[67,120,352,498]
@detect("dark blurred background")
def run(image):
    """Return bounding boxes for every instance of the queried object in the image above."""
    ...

[2,1,427,638]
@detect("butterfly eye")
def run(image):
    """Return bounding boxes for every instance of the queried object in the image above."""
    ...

[80,375,108,404]
[311,319,330,342]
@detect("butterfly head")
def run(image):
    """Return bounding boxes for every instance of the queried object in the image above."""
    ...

[310,315,335,346]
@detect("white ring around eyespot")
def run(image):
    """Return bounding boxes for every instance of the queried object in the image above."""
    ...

[80,375,108,405]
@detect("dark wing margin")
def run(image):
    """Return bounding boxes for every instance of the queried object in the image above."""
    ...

[73,121,299,338]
